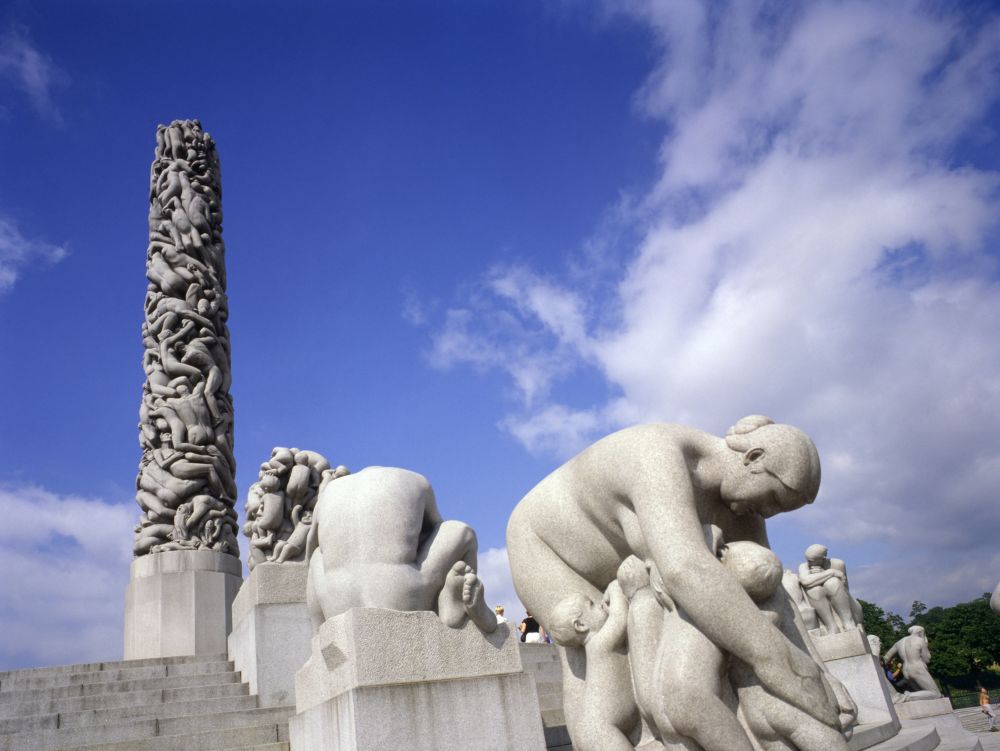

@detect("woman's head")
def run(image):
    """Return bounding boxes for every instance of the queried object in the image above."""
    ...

[721,415,821,517]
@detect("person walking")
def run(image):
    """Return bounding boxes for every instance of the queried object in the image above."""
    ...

[980,687,997,731]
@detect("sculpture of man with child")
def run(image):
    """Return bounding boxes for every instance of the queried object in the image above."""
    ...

[507,415,857,751]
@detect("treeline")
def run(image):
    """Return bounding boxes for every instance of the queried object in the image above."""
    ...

[860,593,1000,692]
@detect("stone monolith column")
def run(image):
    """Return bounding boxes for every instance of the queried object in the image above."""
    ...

[124,119,241,659]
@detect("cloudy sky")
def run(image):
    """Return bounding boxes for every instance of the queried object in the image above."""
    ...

[0,1,998,669]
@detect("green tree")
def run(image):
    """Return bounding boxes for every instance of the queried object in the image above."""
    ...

[910,601,927,620]
[920,594,1000,683]
[859,598,905,653]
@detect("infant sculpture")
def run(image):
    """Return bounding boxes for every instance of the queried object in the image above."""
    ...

[304,465,498,633]
[507,416,857,751]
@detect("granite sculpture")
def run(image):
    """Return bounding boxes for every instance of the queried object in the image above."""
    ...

[243,447,349,570]
[992,580,1000,614]
[507,416,856,750]
[305,466,498,633]
[133,119,237,557]
[884,626,941,697]
[291,466,546,750]
[782,569,820,630]
[795,544,862,634]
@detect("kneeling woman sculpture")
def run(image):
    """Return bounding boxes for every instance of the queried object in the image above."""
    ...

[507,415,855,751]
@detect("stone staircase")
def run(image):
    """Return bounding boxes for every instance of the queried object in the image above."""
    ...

[955,706,997,735]
[519,644,570,749]
[0,654,292,751]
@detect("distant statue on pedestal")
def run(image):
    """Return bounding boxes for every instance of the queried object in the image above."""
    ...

[884,626,940,697]
[796,544,862,634]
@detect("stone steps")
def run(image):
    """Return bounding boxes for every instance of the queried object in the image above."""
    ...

[0,705,294,751]
[0,662,233,693]
[0,656,225,685]
[0,681,249,720]
[956,706,994,734]
[0,693,259,734]
[0,671,242,708]
[42,723,289,751]
[0,654,291,751]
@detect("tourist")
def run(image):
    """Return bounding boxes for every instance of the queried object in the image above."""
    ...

[980,687,997,731]
[520,612,546,643]
[494,605,507,624]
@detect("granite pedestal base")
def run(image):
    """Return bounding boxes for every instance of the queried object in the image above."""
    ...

[289,608,547,751]
[123,549,242,659]
[813,628,900,728]
[228,562,312,707]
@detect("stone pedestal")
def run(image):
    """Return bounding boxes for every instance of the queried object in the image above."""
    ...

[812,629,899,727]
[893,696,952,720]
[124,549,242,659]
[228,562,312,707]
[289,608,547,751]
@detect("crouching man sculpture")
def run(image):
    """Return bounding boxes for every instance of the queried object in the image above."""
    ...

[507,416,856,751]
[290,466,546,751]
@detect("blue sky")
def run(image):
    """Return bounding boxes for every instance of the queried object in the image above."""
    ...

[1,1,999,669]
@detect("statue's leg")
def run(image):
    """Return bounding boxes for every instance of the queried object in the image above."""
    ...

[787,716,850,751]
[415,520,478,624]
[804,587,840,633]
[823,579,857,629]
[909,667,939,694]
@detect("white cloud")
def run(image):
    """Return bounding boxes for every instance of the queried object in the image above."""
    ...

[0,218,68,294]
[0,485,134,669]
[429,1,1000,609]
[0,27,64,121]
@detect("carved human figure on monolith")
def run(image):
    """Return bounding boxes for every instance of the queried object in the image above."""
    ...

[797,544,862,634]
[133,119,236,556]
[305,465,498,633]
[884,626,940,697]
[507,416,853,749]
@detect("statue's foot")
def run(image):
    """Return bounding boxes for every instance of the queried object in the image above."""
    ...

[462,571,498,634]
[438,561,472,628]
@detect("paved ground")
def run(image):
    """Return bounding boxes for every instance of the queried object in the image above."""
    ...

[976,730,1000,749]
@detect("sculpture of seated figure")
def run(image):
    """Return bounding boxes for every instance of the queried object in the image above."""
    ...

[305,466,497,633]
[884,626,940,697]
[507,416,848,741]
[797,544,862,634]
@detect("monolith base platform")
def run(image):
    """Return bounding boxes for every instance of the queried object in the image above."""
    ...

[124,549,242,659]
[288,608,547,751]
[228,562,312,707]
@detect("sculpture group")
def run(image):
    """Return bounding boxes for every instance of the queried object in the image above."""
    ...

[122,121,972,751]
[244,447,349,570]
[507,417,857,751]
[134,120,237,557]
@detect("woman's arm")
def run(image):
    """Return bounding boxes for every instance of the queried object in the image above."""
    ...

[629,444,838,727]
